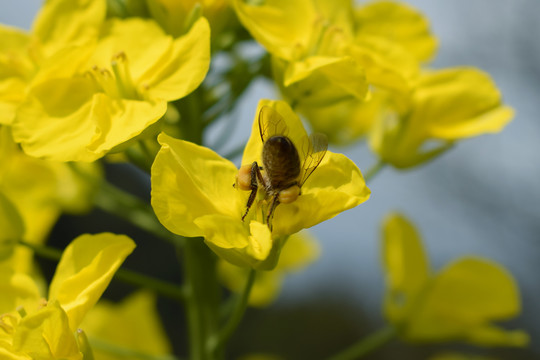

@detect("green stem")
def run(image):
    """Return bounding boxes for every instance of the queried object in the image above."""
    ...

[208,269,256,358]
[93,180,181,246]
[364,161,386,183]
[17,240,185,302]
[89,336,180,360]
[327,326,397,360]
[180,239,221,360]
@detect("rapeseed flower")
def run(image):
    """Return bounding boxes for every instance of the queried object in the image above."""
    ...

[151,99,369,269]
[381,213,528,347]
[7,0,210,161]
[0,233,135,359]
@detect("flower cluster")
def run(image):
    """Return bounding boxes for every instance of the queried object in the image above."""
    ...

[0,0,528,359]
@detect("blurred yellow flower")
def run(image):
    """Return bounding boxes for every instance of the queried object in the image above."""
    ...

[151,99,369,269]
[83,291,172,360]
[0,0,107,126]
[0,127,100,249]
[273,0,437,144]
[381,213,528,347]
[0,233,135,359]
[218,230,319,307]
[233,0,368,99]
[370,68,513,168]
[147,0,233,39]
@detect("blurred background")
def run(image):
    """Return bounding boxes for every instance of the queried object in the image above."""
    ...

[1,0,539,359]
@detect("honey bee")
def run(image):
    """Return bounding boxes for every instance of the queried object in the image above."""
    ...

[236,106,328,230]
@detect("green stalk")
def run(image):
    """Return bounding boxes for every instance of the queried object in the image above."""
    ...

[364,161,386,183]
[208,269,256,358]
[93,180,181,246]
[180,239,221,360]
[327,326,396,360]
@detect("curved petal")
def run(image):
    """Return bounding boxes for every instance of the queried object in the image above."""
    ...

[196,215,273,268]
[13,301,81,360]
[232,0,316,60]
[32,0,106,57]
[13,78,166,161]
[407,257,528,347]
[0,271,40,315]
[48,233,136,331]
[151,133,241,237]
[381,213,429,324]
[284,55,368,99]
[355,1,438,63]
[273,152,370,235]
[83,291,172,359]
[143,17,211,102]
[412,68,513,139]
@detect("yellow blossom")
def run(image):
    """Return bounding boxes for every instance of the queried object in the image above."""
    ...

[370,68,514,168]
[218,230,319,307]
[0,233,135,359]
[147,0,233,40]
[151,99,369,269]
[272,0,437,144]
[381,213,528,347]
[82,291,172,360]
[233,0,368,99]
[9,0,210,162]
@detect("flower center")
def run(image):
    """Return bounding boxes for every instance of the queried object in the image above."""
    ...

[87,51,140,100]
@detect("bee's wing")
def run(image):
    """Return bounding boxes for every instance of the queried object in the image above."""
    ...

[258,106,289,142]
[299,133,328,187]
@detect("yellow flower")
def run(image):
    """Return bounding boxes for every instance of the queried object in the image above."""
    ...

[381,213,529,347]
[218,230,319,307]
[10,5,210,161]
[82,291,172,360]
[0,233,135,359]
[370,68,514,168]
[0,127,100,249]
[151,99,369,269]
[0,0,107,126]
[147,0,233,40]
[233,0,368,99]
[271,0,437,144]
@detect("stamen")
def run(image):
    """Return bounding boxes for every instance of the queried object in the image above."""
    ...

[111,51,139,99]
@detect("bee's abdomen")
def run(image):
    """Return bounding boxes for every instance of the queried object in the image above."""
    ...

[262,136,301,188]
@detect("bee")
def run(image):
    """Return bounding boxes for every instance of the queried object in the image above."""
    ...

[236,106,328,230]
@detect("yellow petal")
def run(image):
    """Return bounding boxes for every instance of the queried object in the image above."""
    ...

[13,301,82,360]
[142,17,211,102]
[48,233,135,331]
[195,215,273,268]
[284,55,368,99]
[413,68,514,139]
[232,0,316,60]
[31,0,106,57]
[151,133,241,237]
[407,257,528,347]
[83,291,172,360]
[0,270,41,315]
[381,213,429,323]
[276,230,319,270]
[13,78,166,161]
[273,152,370,235]
[355,1,438,62]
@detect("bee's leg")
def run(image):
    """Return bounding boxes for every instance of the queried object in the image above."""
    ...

[266,194,280,231]
[241,162,264,221]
